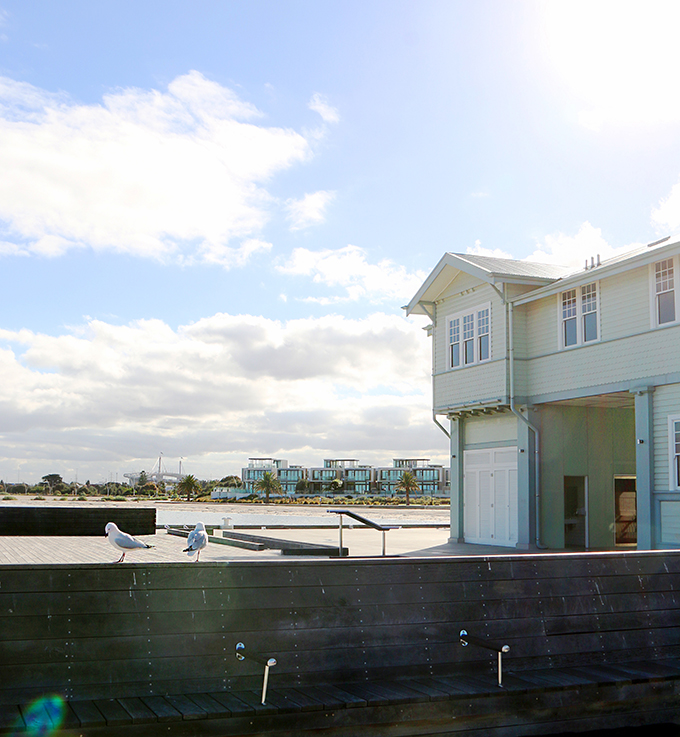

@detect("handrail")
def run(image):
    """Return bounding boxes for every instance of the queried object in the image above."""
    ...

[460,629,510,688]
[235,643,277,704]
[327,509,399,531]
[327,509,400,556]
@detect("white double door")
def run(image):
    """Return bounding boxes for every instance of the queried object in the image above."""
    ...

[464,447,518,547]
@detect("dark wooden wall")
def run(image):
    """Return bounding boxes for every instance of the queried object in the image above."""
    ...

[1,551,679,706]
[0,507,156,536]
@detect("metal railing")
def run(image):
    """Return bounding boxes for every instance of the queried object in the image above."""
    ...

[327,509,400,556]
[235,643,277,704]
[459,629,510,687]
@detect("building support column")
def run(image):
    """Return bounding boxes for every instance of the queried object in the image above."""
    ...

[516,410,534,550]
[449,417,465,543]
[633,387,654,550]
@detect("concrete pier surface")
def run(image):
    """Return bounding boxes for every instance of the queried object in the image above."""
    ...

[0,498,546,563]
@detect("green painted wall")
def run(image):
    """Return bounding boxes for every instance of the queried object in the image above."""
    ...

[539,405,636,549]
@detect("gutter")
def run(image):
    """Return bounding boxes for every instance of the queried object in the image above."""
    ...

[507,299,546,549]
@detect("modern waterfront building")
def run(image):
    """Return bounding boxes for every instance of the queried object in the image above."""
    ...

[241,458,306,494]
[305,459,374,495]
[240,457,448,497]
[374,459,448,496]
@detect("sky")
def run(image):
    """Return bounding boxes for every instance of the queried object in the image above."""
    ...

[2,0,680,484]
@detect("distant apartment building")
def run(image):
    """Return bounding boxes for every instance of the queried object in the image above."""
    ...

[306,459,373,495]
[277,465,306,494]
[241,457,448,497]
[375,459,448,496]
[241,458,305,494]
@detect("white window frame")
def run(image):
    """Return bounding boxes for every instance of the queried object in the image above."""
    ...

[650,256,679,329]
[669,415,680,491]
[446,302,491,369]
[557,281,600,350]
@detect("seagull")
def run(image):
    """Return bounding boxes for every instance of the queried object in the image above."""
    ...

[105,522,154,563]
[183,521,208,562]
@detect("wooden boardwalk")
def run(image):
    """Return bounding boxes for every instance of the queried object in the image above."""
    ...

[0,532,282,565]
[0,526,458,565]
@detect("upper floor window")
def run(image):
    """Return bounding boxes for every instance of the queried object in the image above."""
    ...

[669,416,680,490]
[560,282,599,349]
[447,303,491,369]
[654,258,676,326]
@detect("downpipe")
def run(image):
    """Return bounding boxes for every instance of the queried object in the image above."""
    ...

[508,301,547,550]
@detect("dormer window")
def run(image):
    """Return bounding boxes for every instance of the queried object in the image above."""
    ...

[447,303,491,369]
[559,282,599,349]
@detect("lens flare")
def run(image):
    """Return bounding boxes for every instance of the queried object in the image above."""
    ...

[13,695,65,737]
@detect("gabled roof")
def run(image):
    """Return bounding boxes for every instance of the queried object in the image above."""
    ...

[404,252,570,316]
[405,237,680,316]
[451,253,571,280]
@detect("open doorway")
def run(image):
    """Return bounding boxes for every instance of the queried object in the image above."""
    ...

[614,476,637,547]
[564,476,588,549]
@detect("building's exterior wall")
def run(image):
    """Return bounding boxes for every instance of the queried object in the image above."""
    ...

[434,360,507,412]
[653,383,680,492]
[599,265,650,340]
[463,413,518,449]
[525,325,680,399]
[524,293,557,359]
[652,382,680,548]
[432,281,507,409]
[538,404,636,549]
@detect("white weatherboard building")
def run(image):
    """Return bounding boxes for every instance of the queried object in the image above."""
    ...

[405,238,680,550]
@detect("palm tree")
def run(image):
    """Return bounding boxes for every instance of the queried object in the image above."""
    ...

[255,471,281,504]
[177,474,201,502]
[396,470,420,506]
[326,478,343,495]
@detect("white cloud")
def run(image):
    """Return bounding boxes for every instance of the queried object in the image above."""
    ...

[524,222,633,268]
[276,245,427,304]
[651,183,680,234]
[308,93,339,124]
[196,238,272,268]
[0,312,445,481]
[466,240,512,259]
[285,190,335,230]
[0,71,312,265]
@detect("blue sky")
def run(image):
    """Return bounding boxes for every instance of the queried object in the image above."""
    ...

[2,0,680,483]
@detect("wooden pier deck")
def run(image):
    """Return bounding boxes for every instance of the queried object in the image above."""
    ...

[0,526,456,564]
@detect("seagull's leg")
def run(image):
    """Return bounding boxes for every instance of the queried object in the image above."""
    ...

[195,550,200,562]
[117,552,125,563]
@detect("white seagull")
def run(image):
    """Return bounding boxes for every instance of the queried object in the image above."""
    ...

[105,522,154,563]
[183,521,208,562]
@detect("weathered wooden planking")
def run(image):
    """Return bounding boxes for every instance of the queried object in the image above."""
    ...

[0,508,156,537]
[117,697,158,725]
[1,552,676,596]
